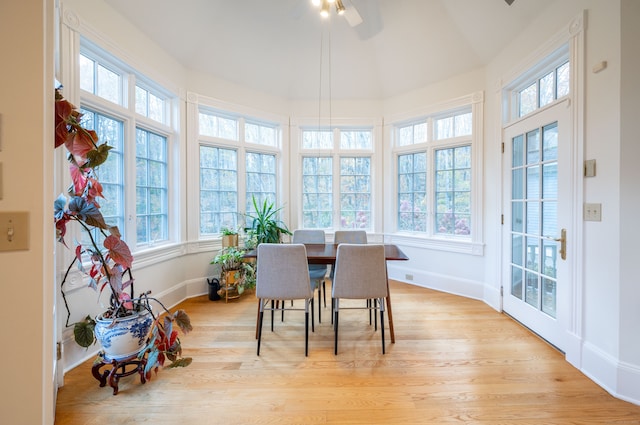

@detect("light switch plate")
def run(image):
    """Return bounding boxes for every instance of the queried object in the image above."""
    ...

[0,211,30,252]
[584,159,596,177]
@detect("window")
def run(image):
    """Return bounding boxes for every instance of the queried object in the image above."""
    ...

[199,111,238,140]
[299,126,375,231]
[393,100,478,241]
[135,85,166,124]
[302,156,333,228]
[340,157,371,229]
[136,128,168,244]
[518,61,570,118]
[246,152,276,216]
[196,104,283,236]
[199,146,238,234]
[435,146,471,235]
[79,43,176,249]
[79,108,125,245]
[79,53,123,106]
[397,152,427,232]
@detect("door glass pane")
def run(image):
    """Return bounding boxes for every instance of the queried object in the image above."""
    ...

[526,202,539,234]
[542,201,557,237]
[511,266,523,300]
[512,201,523,232]
[512,234,523,267]
[526,236,539,273]
[512,169,523,199]
[542,278,557,317]
[512,135,524,167]
[526,166,539,199]
[526,129,540,164]
[543,123,558,161]
[525,271,539,307]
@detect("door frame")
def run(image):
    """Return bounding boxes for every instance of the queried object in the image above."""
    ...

[498,11,586,367]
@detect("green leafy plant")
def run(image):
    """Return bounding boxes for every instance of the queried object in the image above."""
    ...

[211,246,255,290]
[243,195,292,244]
[54,88,192,377]
[220,226,239,236]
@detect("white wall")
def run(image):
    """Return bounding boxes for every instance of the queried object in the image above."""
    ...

[618,0,640,402]
[484,0,640,403]
[0,1,55,424]
[18,0,640,414]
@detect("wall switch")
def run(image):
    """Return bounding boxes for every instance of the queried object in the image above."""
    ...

[0,212,30,252]
[584,159,596,177]
[584,203,602,222]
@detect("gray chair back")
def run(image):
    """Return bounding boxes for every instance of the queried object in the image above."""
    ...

[334,230,367,244]
[256,243,313,300]
[332,244,388,300]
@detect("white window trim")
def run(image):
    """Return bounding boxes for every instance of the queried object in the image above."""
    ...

[186,92,289,252]
[384,91,484,256]
[290,117,384,234]
[58,11,182,272]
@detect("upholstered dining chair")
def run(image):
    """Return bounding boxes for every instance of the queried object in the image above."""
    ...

[292,229,327,323]
[331,243,389,355]
[256,243,314,356]
[331,230,368,323]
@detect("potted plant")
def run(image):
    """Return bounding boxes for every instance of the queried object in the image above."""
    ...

[244,195,292,245]
[54,88,192,378]
[211,246,254,298]
[220,226,239,248]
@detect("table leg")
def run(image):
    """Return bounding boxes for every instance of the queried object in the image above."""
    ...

[385,266,395,343]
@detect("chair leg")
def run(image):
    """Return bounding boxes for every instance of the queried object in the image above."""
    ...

[374,299,378,331]
[334,299,339,355]
[311,298,315,333]
[304,310,313,357]
[257,309,264,356]
[322,280,327,307]
[317,284,322,324]
[334,310,339,355]
[380,304,385,355]
[271,300,275,332]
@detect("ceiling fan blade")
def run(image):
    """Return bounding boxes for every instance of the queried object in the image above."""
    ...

[343,0,363,27]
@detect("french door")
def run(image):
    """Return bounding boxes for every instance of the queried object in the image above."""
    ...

[502,100,573,351]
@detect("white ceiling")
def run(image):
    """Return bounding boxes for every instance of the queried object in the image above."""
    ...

[103,0,555,100]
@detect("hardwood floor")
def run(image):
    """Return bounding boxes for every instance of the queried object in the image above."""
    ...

[55,281,640,424]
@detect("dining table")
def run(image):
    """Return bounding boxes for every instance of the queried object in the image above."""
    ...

[244,243,409,343]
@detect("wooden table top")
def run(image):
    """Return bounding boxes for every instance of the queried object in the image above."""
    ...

[243,243,408,264]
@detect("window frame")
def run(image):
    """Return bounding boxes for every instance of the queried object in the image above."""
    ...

[77,40,178,253]
[291,118,383,233]
[386,92,484,255]
[187,93,288,244]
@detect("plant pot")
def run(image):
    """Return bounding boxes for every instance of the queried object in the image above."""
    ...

[222,234,238,248]
[93,310,153,361]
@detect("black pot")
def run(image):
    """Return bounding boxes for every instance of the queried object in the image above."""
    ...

[207,278,221,301]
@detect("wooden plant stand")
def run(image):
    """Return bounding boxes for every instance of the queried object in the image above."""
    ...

[91,351,148,395]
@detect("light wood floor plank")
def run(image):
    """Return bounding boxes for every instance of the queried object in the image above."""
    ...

[55,281,640,424]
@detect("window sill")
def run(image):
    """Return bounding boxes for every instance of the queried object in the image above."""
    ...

[384,233,484,256]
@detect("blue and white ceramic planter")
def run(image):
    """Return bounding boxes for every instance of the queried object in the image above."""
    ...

[94,310,153,361]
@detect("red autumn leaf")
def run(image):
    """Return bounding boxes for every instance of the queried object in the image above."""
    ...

[65,128,97,162]
[103,235,133,269]
[85,177,104,206]
[55,99,73,148]
[69,162,88,196]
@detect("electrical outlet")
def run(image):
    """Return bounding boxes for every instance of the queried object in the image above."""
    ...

[584,203,602,222]
[405,274,413,281]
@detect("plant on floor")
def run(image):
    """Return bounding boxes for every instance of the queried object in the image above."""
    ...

[211,246,255,293]
[54,88,192,376]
